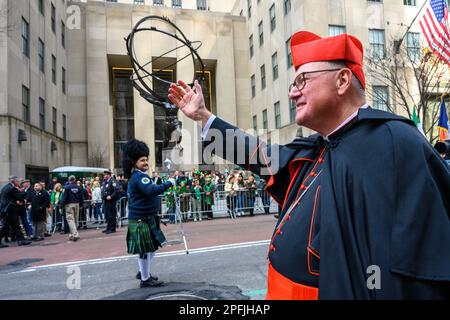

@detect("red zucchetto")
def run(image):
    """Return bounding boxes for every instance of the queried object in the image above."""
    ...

[290,31,366,89]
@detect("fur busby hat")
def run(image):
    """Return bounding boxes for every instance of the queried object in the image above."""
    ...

[122,139,150,178]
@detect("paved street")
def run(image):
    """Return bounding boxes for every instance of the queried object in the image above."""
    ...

[0,214,277,300]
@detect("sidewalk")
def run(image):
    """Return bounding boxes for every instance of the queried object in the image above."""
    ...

[0,214,277,270]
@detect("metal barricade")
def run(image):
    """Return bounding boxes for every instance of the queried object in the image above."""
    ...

[51,199,107,234]
[159,188,277,221]
[116,196,128,228]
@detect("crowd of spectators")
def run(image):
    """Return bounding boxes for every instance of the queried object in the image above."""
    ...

[0,168,274,247]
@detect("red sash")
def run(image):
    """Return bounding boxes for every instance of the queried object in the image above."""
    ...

[266,263,319,300]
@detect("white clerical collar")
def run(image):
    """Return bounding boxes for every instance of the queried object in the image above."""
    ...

[325,104,369,139]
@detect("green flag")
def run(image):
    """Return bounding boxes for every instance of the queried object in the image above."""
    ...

[412,107,425,136]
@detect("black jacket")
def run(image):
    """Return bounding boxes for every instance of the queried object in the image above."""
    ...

[0,183,25,215]
[60,183,83,207]
[30,191,50,222]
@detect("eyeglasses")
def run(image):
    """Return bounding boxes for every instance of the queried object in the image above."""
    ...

[289,68,342,92]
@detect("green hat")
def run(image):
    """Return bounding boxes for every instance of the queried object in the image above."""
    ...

[194,170,201,175]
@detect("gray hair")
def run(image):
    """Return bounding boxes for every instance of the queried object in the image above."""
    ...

[68,175,76,182]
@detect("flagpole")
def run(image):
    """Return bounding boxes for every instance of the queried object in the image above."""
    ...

[395,0,428,53]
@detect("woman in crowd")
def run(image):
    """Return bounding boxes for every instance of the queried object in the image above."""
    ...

[190,179,203,222]
[50,183,63,232]
[91,181,103,224]
[203,175,215,220]
[225,174,238,218]
[236,174,246,217]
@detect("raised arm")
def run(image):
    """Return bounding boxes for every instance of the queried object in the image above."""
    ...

[169,80,296,181]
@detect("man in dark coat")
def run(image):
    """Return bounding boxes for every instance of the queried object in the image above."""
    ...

[0,176,32,246]
[169,31,450,299]
[30,182,50,241]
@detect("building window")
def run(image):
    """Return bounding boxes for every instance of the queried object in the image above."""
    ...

[61,20,66,48]
[289,99,296,123]
[284,0,291,15]
[269,4,276,32]
[407,32,421,61]
[38,38,45,73]
[22,85,30,124]
[286,38,293,69]
[197,0,207,10]
[258,21,264,47]
[39,0,45,15]
[253,115,257,131]
[153,0,163,6]
[247,0,252,18]
[39,98,45,130]
[372,86,389,111]
[251,74,256,98]
[52,107,57,135]
[272,52,278,80]
[369,29,386,59]
[260,65,266,90]
[62,67,66,94]
[249,35,254,58]
[274,101,281,129]
[22,18,29,57]
[51,3,56,33]
[263,109,268,131]
[52,55,56,84]
[62,114,67,140]
[113,69,136,169]
[329,25,346,36]
[172,0,182,8]
[403,0,416,5]
[134,0,145,4]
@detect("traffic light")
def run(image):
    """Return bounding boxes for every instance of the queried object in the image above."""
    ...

[434,140,450,159]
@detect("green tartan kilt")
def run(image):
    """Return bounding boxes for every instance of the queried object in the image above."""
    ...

[127,216,167,255]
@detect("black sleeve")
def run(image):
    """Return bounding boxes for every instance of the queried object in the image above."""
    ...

[203,117,297,182]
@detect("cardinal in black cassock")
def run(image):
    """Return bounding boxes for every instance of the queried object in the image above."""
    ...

[170,31,450,300]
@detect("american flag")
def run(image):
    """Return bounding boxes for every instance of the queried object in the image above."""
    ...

[419,0,450,65]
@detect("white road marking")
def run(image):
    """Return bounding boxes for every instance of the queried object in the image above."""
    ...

[8,240,270,274]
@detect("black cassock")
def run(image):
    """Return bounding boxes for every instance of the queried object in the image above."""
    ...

[203,107,450,299]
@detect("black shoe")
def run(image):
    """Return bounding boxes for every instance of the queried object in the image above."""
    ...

[105,230,116,234]
[135,272,158,281]
[18,240,32,246]
[93,221,98,224]
[0,244,8,248]
[83,226,88,230]
[44,233,52,237]
[140,278,163,288]
[102,230,108,233]
[34,237,44,242]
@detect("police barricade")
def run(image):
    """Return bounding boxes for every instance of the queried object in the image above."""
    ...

[50,200,106,234]
[158,188,277,222]
[116,196,128,228]
[158,190,190,253]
